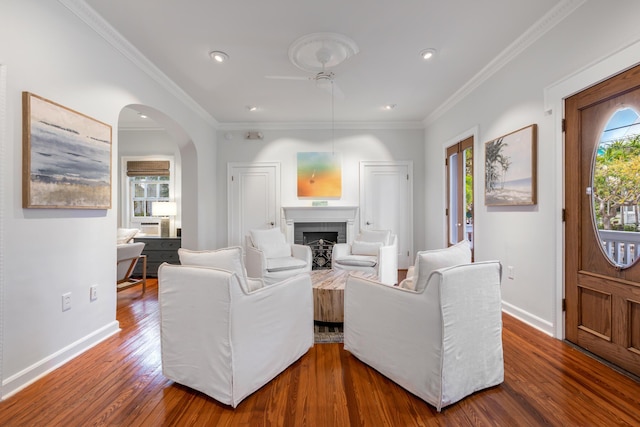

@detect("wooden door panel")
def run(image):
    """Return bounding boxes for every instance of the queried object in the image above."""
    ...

[631,302,640,352]
[577,285,611,340]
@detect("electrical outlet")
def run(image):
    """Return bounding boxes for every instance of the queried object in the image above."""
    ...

[90,285,98,301]
[62,292,72,311]
[507,266,515,280]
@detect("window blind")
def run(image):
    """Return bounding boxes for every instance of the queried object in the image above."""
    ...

[126,160,170,177]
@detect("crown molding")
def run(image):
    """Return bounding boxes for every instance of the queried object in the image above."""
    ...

[58,0,218,128]
[217,120,425,131]
[423,0,586,126]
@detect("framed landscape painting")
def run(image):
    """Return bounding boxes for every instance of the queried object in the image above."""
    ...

[485,124,537,206]
[297,152,342,198]
[22,92,112,209]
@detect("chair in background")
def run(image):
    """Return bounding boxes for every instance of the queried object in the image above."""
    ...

[331,229,398,285]
[245,228,312,285]
[159,247,313,407]
[344,240,503,411]
[116,242,147,293]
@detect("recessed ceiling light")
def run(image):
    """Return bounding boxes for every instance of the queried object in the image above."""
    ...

[420,48,437,60]
[138,113,148,119]
[209,51,229,63]
[384,104,396,110]
[247,105,258,112]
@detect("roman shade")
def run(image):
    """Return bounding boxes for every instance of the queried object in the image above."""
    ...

[126,160,170,177]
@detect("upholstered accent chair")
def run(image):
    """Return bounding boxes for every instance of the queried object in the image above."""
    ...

[331,229,398,285]
[159,247,314,408]
[344,240,503,411]
[245,228,312,285]
[116,228,146,293]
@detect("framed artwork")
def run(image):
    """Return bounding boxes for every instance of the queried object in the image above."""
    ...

[22,92,112,209]
[297,152,342,198]
[485,124,537,206]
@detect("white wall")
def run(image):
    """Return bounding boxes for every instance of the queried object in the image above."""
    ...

[0,1,217,398]
[424,0,640,335]
[216,128,426,250]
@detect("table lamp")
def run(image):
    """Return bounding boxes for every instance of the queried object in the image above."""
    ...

[152,201,177,237]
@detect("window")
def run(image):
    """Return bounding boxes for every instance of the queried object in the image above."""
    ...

[123,159,174,229]
[130,175,170,218]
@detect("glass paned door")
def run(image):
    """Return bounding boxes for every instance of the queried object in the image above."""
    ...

[446,137,474,250]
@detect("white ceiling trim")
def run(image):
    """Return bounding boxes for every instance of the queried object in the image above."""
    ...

[423,0,586,126]
[58,0,219,128]
[217,121,425,131]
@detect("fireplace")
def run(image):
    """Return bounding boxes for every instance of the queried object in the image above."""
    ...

[282,206,358,269]
[303,231,338,269]
[296,224,346,269]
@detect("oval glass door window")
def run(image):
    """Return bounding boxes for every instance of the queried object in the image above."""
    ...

[592,107,640,268]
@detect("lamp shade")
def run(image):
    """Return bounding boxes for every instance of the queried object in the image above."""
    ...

[152,201,177,217]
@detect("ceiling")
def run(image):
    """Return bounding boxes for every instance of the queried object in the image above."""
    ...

[84,0,566,128]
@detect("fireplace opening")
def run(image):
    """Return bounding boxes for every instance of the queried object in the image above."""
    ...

[303,231,338,270]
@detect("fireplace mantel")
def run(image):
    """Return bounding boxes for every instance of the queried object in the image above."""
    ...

[281,206,358,244]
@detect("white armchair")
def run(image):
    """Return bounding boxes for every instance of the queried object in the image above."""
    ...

[245,228,312,285]
[344,240,503,411]
[159,246,314,408]
[332,229,398,285]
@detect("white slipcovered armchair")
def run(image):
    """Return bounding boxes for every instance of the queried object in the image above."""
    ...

[245,228,312,285]
[158,247,314,408]
[332,229,398,285]
[344,240,503,411]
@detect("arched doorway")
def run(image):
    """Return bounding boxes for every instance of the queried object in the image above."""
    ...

[117,104,198,250]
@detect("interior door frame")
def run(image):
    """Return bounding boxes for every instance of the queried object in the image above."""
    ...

[546,42,640,339]
[0,64,7,400]
[442,127,478,247]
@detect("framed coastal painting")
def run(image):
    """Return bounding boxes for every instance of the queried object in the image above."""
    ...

[297,152,342,198]
[22,92,112,209]
[484,124,537,206]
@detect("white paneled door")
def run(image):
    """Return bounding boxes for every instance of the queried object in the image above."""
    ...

[228,163,280,249]
[360,161,413,269]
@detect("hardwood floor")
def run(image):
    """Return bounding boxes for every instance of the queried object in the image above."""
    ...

[1,279,639,426]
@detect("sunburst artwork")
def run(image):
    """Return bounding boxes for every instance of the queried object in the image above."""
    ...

[297,152,342,198]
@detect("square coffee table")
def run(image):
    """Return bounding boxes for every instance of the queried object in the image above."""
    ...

[309,269,376,323]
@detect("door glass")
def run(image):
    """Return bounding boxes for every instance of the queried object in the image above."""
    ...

[449,151,459,244]
[464,145,473,247]
[592,107,640,268]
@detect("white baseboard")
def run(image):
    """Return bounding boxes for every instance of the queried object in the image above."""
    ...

[502,301,555,338]
[1,321,120,400]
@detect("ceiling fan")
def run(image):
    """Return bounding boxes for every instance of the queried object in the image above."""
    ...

[265,32,359,100]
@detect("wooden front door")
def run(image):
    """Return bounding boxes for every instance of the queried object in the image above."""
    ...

[565,64,640,377]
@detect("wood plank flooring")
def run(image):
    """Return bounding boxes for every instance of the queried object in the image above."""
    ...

[1,279,639,426]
